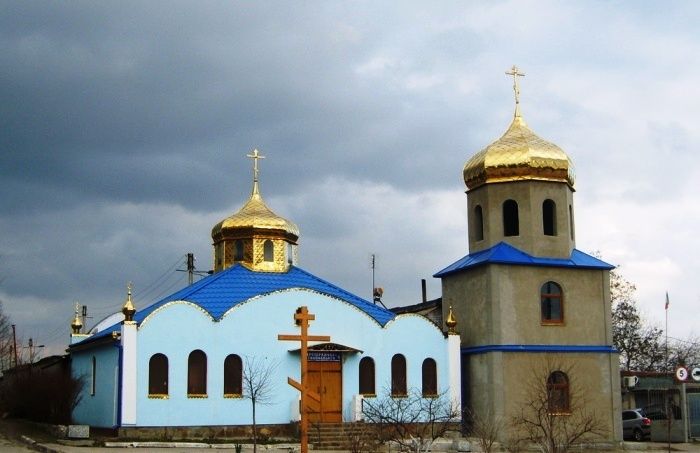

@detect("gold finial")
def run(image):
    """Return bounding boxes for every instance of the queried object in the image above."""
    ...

[246,148,266,196]
[505,65,525,118]
[71,301,83,334]
[445,305,458,334]
[122,282,136,322]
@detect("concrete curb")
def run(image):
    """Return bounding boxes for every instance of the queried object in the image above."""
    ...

[19,435,62,453]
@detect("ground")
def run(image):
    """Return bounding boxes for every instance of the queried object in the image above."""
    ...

[1,418,698,452]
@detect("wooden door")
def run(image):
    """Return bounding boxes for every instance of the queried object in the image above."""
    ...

[307,360,342,423]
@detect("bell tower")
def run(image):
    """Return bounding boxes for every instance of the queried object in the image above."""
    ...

[436,67,621,443]
[463,66,575,258]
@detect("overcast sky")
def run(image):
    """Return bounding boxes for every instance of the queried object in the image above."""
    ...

[2,1,698,357]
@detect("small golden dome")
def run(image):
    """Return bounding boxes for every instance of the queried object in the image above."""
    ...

[464,65,574,191]
[71,302,83,334]
[463,115,574,190]
[122,283,136,322]
[445,305,458,334]
[211,191,300,241]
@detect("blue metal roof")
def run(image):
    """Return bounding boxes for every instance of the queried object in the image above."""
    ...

[86,264,395,344]
[434,242,614,278]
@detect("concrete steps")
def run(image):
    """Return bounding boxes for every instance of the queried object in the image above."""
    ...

[309,422,380,450]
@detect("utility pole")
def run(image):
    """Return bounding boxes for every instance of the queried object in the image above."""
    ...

[187,253,195,285]
[11,324,17,367]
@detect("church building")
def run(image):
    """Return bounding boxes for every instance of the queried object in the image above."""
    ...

[68,150,461,430]
[434,67,622,441]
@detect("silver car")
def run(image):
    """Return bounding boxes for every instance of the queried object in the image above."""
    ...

[622,408,651,441]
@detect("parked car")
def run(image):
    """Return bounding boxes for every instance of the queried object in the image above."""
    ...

[622,408,651,441]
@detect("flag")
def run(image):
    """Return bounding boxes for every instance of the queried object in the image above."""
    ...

[665,292,670,310]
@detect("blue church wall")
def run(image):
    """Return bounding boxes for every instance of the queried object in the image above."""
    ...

[132,289,450,427]
[71,343,120,427]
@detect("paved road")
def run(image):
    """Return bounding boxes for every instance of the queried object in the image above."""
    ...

[0,435,34,452]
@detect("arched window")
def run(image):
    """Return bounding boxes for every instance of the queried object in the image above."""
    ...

[359,357,375,396]
[90,356,96,396]
[391,354,407,397]
[263,240,274,262]
[149,353,169,396]
[224,354,243,397]
[422,358,437,397]
[234,240,244,261]
[474,205,484,241]
[547,371,570,414]
[541,281,563,324]
[503,200,519,236]
[187,350,207,396]
[543,199,557,236]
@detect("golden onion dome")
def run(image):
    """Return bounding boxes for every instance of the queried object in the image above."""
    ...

[463,115,575,190]
[211,149,299,242]
[211,189,300,240]
[464,65,575,191]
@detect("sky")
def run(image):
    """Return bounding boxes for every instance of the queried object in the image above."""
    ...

[1,1,698,357]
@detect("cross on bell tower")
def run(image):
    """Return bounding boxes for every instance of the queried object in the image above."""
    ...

[505,65,525,117]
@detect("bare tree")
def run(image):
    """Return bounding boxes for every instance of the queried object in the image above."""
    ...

[0,302,15,371]
[466,408,503,453]
[242,355,278,453]
[362,387,460,453]
[511,356,607,453]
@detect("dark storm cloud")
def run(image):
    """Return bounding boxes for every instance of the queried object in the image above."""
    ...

[1,1,485,219]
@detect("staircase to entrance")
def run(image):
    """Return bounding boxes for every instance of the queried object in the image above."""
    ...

[310,422,380,450]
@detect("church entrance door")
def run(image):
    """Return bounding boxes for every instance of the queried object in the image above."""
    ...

[307,355,342,423]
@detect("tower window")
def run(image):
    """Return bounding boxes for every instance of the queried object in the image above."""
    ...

[391,354,407,397]
[234,240,244,261]
[543,199,557,236]
[422,358,437,397]
[503,200,519,236]
[541,281,563,324]
[359,356,375,396]
[223,354,243,397]
[474,205,484,241]
[287,243,294,265]
[149,353,169,396]
[263,240,274,262]
[547,371,570,414]
[187,350,207,396]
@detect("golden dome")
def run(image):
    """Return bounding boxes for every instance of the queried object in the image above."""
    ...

[211,189,299,241]
[464,65,574,191]
[463,115,575,190]
[445,305,458,335]
[122,282,136,322]
[211,149,300,274]
[71,302,83,334]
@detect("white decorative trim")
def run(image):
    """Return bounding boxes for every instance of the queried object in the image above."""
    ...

[139,300,215,328]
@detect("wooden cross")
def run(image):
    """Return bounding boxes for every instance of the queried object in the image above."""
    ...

[505,65,525,108]
[246,148,265,183]
[278,306,331,453]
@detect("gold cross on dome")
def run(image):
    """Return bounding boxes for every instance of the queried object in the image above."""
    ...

[127,281,133,295]
[74,301,80,315]
[505,65,525,108]
[246,148,266,182]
